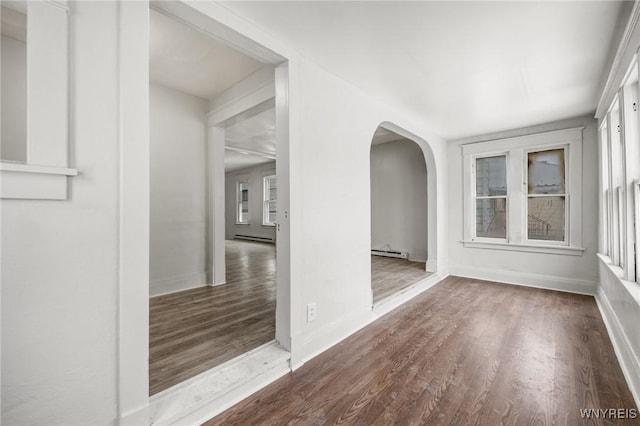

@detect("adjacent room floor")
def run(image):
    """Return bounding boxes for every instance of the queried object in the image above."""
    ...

[371,255,432,304]
[207,276,637,425]
[149,239,276,395]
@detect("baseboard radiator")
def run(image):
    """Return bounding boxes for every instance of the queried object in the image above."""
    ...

[371,248,409,259]
[234,234,275,243]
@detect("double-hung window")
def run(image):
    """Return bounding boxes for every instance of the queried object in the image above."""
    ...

[526,148,566,243]
[237,181,249,224]
[263,175,277,226]
[474,156,507,239]
[463,127,583,255]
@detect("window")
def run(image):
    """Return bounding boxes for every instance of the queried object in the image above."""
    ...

[463,127,583,255]
[0,0,76,200]
[263,175,277,226]
[474,156,507,239]
[237,181,249,224]
[526,149,566,242]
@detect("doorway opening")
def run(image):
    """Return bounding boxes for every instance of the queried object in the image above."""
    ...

[147,4,288,396]
[370,125,432,304]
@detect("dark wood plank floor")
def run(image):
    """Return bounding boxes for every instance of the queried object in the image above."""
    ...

[371,255,431,303]
[149,239,276,395]
[206,276,637,425]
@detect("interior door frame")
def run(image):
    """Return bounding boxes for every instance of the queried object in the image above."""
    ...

[117,1,295,422]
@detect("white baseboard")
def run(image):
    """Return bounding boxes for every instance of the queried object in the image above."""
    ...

[449,265,596,295]
[596,287,640,409]
[150,272,207,298]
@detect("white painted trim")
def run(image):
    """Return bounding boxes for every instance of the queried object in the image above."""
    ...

[449,265,596,295]
[0,162,77,176]
[595,286,640,409]
[461,240,585,256]
[208,66,275,127]
[149,272,208,298]
[117,1,150,421]
[596,1,640,119]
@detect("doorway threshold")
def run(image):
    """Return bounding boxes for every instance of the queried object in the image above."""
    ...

[149,341,290,425]
[372,272,440,315]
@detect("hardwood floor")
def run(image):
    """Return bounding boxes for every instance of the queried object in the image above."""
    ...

[206,276,637,425]
[149,239,276,395]
[371,255,431,303]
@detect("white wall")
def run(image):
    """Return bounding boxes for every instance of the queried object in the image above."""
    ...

[1,3,121,424]
[289,58,449,365]
[1,35,27,163]
[448,115,599,294]
[370,139,428,262]
[150,83,209,296]
[225,161,276,241]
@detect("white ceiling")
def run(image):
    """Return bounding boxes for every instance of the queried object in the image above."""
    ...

[149,8,276,171]
[149,8,267,100]
[224,107,276,171]
[221,1,627,140]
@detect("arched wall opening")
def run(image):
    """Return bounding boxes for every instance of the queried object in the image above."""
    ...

[369,122,438,305]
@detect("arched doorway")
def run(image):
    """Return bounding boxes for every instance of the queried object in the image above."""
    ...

[369,123,436,305]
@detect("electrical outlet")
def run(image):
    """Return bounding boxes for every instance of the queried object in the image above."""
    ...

[306,303,317,322]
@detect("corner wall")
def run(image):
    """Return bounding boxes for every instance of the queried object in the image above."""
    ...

[447,115,599,294]
[149,83,209,297]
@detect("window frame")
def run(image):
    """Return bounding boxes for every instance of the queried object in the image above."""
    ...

[462,127,584,256]
[523,145,569,246]
[236,180,249,225]
[0,0,76,200]
[472,153,509,243]
[262,174,277,226]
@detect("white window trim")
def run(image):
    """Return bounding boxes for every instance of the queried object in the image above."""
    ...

[471,152,509,244]
[462,127,584,255]
[0,1,76,200]
[236,180,249,225]
[262,174,276,226]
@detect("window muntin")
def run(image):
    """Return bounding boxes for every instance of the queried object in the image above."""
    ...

[263,175,277,226]
[526,148,566,242]
[237,181,249,224]
[475,156,507,239]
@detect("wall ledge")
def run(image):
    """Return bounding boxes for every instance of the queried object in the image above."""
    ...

[595,284,640,409]
[0,163,77,200]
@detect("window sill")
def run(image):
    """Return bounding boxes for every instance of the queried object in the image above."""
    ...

[235,222,250,226]
[597,253,640,305]
[1,162,78,200]
[461,240,585,256]
[261,224,276,227]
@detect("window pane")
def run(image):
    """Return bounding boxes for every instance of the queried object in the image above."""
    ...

[527,196,565,241]
[528,149,565,194]
[476,198,507,238]
[476,156,507,196]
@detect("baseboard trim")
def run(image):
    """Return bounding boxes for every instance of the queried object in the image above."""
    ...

[150,272,207,298]
[449,265,596,295]
[595,287,640,409]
